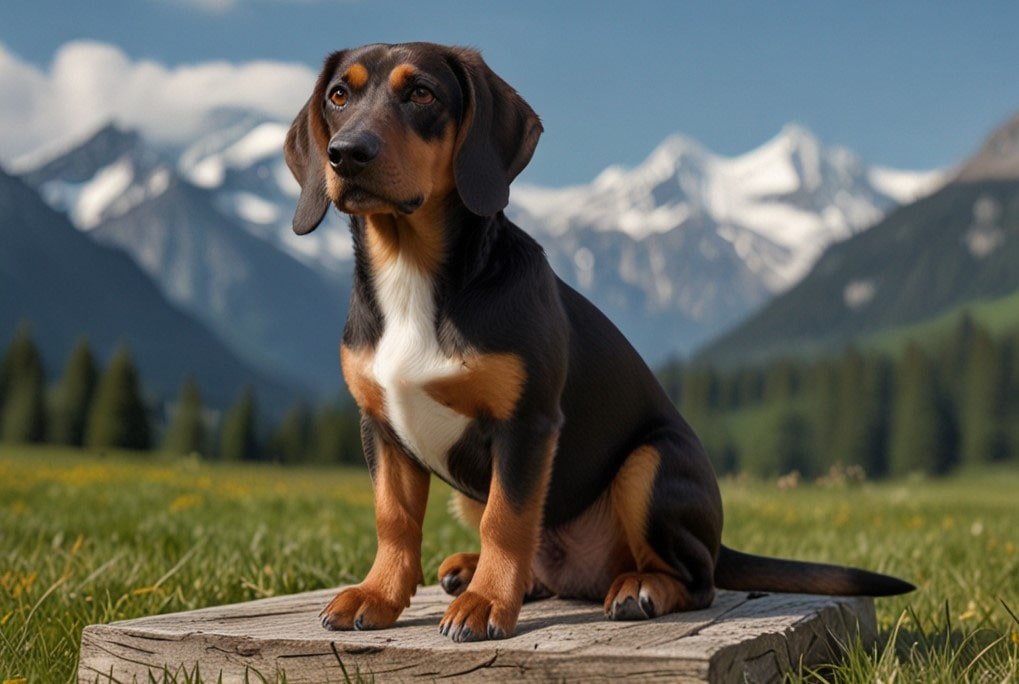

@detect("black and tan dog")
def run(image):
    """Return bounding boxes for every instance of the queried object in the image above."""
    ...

[284,42,913,643]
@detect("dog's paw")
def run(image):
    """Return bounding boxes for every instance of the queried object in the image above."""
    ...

[438,552,479,597]
[438,590,519,642]
[319,585,404,631]
[603,571,688,621]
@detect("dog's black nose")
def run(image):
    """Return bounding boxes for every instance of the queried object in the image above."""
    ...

[328,132,380,176]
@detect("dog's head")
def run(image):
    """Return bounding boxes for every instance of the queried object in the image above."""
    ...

[285,43,542,234]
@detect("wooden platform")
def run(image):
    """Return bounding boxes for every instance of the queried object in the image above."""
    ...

[78,585,875,683]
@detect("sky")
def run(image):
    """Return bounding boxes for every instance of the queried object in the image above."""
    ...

[2,0,1018,186]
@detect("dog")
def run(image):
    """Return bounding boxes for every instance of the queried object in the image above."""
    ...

[284,42,914,643]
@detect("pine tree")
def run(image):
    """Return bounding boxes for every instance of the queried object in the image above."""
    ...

[959,327,1007,464]
[0,325,47,444]
[735,367,764,406]
[943,313,978,394]
[267,402,311,464]
[310,403,363,465]
[163,378,206,456]
[743,408,811,477]
[762,359,798,404]
[84,347,151,450]
[863,356,893,477]
[888,344,953,475]
[219,387,258,461]
[679,366,718,431]
[772,409,812,476]
[807,358,840,471]
[1007,338,1019,462]
[832,349,888,475]
[49,338,99,446]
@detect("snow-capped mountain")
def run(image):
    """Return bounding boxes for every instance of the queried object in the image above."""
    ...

[503,125,942,359]
[21,125,170,230]
[701,113,1019,366]
[19,118,943,372]
[176,111,352,283]
[20,123,351,396]
[511,125,943,292]
[0,166,296,413]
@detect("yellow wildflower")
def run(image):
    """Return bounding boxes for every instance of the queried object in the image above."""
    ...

[169,493,202,513]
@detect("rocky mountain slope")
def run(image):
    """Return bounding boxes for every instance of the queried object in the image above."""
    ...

[0,166,294,410]
[699,115,1019,366]
[21,124,351,394]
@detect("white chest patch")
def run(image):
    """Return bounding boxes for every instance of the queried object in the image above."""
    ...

[371,254,470,481]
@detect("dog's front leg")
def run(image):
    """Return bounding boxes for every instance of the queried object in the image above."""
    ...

[321,421,429,631]
[439,416,558,642]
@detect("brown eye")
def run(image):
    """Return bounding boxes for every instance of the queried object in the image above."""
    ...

[328,86,348,108]
[410,86,435,105]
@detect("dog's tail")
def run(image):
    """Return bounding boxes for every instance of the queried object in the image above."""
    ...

[713,545,914,596]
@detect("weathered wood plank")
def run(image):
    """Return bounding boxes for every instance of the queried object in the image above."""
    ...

[78,586,875,683]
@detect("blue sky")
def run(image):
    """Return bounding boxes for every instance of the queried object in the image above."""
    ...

[2,0,1018,185]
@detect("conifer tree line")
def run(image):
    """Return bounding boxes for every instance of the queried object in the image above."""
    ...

[6,312,1018,476]
[660,315,1019,478]
[0,325,363,465]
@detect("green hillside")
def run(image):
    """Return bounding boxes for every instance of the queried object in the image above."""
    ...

[699,179,1019,366]
[865,289,1019,355]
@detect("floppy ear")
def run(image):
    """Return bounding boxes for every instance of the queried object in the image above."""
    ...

[284,51,345,235]
[284,98,330,235]
[447,48,543,217]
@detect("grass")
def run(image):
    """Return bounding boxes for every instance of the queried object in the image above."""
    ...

[1,446,1017,682]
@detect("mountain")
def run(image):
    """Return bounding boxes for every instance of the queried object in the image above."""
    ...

[508,125,942,360]
[175,111,353,282]
[20,124,352,395]
[0,166,293,411]
[699,116,1019,366]
[957,113,1019,182]
[178,120,942,363]
[20,119,943,373]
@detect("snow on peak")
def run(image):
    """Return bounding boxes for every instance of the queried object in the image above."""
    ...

[868,166,946,204]
[511,125,944,290]
[178,118,288,188]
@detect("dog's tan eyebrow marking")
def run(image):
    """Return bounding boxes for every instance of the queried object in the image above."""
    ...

[343,63,369,89]
[388,63,417,91]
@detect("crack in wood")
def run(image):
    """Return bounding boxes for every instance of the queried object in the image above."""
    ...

[434,653,500,678]
[104,639,158,656]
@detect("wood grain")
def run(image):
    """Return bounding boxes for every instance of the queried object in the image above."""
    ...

[78,586,875,683]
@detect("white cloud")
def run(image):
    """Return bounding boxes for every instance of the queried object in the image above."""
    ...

[0,41,316,167]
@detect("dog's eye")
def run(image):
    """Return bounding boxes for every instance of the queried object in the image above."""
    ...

[328,86,349,108]
[409,86,435,105]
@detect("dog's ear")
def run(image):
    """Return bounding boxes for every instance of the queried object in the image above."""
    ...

[447,48,542,217]
[285,52,345,235]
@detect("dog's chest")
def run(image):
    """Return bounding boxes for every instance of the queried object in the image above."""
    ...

[370,256,470,479]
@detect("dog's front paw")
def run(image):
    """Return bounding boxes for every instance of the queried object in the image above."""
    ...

[438,552,479,597]
[438,590,520,642]
[320,585,404,631]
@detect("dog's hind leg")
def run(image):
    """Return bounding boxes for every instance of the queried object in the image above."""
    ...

[604,429,721,620]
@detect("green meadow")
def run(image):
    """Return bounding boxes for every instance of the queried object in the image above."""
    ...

[0,446,1016,682]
